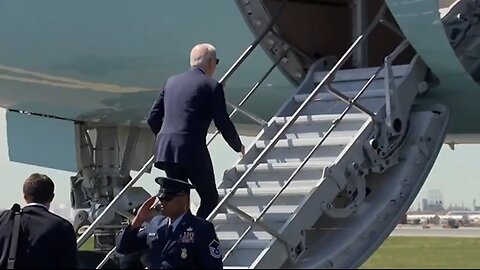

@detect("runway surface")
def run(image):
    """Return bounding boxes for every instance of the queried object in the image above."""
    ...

[391,226,480,238]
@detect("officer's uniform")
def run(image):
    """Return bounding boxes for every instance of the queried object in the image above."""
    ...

[116,177,223,269]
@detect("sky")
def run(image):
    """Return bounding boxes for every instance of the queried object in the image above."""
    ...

[0,108,479,211]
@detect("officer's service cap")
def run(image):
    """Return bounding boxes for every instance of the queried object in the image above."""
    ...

[155,176,195,198]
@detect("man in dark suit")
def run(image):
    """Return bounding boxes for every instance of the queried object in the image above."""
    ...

[147,43,244,219]
[117,176,223,269]
[0,173,78,269]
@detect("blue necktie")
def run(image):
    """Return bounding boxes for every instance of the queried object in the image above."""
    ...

[166,224,174,240]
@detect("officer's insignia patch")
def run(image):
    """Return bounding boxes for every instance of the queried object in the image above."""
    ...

[180,248,188,259]
[180,231,195,243]
[209,239,222,259]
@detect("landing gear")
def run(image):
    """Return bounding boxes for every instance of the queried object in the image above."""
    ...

[71,124,154,257]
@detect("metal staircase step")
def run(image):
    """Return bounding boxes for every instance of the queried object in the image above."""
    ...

[218,230,274,241]
[234,160,330,172]
[294,89,385,103]
[313,65,409,83]
[255,136,353,148]
[310,65,408,94]
[295,91,385,115]
[268,114,368,140]
[214,212,292,225]
[218,185,313,197]
[230,161,327,183]
[244,179,320,189]
[217,186,313,212]
[220,239,271,250]
[254,136,352,164]
[273,113,369,125]
[223,205,299,218]
[214,221,285,236]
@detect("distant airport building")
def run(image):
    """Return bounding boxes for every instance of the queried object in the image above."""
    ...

[420,189,445,212]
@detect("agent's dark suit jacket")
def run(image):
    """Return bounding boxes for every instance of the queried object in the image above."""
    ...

[0,205,78,269]
[147,68,242,169]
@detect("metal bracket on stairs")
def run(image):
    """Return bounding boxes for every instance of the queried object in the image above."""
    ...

[364,55,429,176]
[318,48,428,219]
[321,165,367,219]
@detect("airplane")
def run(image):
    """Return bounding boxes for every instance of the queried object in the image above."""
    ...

[406,212,480,226]
[0,0,477,268]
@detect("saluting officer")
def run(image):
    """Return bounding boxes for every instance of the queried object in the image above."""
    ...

[116,176,223,269]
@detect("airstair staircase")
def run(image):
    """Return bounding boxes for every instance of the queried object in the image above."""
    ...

[78,4,450,269]
[209,54,449,268]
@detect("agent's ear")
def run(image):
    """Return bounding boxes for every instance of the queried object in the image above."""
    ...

[49,192,55,203]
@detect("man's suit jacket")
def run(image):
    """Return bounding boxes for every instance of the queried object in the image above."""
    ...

[0,205,78,269]
[117,211,223,269]
[147,68,242,169]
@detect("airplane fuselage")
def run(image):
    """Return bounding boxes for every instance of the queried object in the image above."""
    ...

[1,0,480,140]
[0,0,294,129]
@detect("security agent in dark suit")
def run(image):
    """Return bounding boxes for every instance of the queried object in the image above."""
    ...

[116,176,223,269]
[0,173,78,269]
[147,43,245,219]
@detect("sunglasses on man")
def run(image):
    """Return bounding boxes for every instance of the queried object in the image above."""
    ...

[158,192,187,202]
[150,196,171,211]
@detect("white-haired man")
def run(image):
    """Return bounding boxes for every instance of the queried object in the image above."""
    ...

[147,43,244,219]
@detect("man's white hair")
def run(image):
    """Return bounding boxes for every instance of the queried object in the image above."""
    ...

[190,43,216,68]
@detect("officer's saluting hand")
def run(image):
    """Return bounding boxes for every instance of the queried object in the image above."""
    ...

[130,196,158,229]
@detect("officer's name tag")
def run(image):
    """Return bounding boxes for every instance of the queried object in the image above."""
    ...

[146,232,158,248]
[147,232,158,242]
